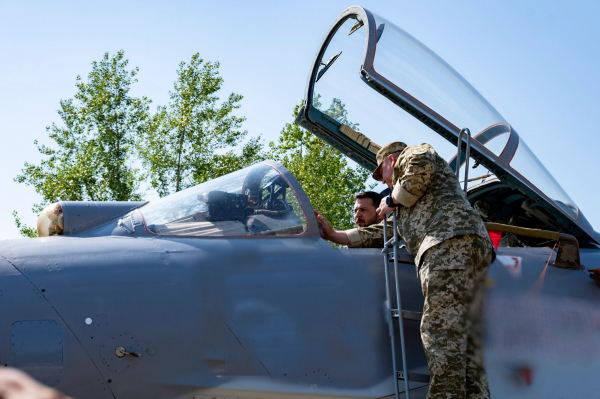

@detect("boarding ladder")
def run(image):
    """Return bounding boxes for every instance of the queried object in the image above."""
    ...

[382,211,415,399]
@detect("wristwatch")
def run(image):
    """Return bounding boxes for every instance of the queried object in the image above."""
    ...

[386,196,401,208]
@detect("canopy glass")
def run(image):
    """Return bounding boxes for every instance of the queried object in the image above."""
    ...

[312,16,458,161]
[510,141,578,219]
[140,163,307,237]
[370,13,578,218]
[372,13,506,137]
[309,9,579,221]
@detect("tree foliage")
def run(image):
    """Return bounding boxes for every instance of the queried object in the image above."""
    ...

[13,52,370,241]
[15,50,149,209]
[138,53,264,197]
[269,101,371,231]
[12,211,37,238]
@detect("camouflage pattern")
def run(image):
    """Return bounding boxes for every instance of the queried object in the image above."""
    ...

[345,214,393,248]
[345,143,494,398]
[372,141,408,181]
[392,143,490,265]
[419,234,493,399]
[348,144,490,266]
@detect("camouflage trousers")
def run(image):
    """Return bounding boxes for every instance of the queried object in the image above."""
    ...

[418,234,493,399]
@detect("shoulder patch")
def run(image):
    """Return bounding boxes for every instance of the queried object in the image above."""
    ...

[410,144,429,155]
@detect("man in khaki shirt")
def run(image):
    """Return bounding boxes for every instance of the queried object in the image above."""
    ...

[314,191,383,241]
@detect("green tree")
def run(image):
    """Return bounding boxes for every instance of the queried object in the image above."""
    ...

[269,101,372,233]
[139,53,264,197]
[14,50,150,236]
[12,211,37,238]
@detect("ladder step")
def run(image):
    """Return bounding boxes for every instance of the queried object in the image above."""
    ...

[387,252,415,264]
[391,309,423,321]
[397,371,430,383]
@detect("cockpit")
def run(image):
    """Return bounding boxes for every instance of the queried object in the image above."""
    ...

[297,6,597,245]
[140,162,306,237]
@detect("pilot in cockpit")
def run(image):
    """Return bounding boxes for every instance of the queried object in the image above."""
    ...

[143,164,307,238]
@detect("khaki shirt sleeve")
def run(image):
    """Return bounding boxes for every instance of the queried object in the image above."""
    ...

[344,228,364,248]
[392,144,439,208]
[347,216,396,248]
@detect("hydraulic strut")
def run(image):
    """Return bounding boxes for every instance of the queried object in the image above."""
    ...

[456,128,471,193]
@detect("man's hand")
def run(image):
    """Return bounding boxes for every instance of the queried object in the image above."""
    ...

[0,368,73,399]
[313,211,351,246]
[377,196,395,219]
[314,211,334,239]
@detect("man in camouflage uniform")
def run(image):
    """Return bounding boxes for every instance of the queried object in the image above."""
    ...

[316,142,494,399]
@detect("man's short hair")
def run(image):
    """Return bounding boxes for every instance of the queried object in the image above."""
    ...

[354,191,384,208]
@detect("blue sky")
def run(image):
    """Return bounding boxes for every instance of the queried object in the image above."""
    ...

[1,0,599,240]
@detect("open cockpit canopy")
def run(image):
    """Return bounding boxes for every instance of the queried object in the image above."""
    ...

[297,6,596,243]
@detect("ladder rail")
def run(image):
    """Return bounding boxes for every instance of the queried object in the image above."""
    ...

[382,216,401,399]
[383,213,411,399]
[392,212,411,399]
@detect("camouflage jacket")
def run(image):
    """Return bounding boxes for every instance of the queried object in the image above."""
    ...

[345,143,489,265]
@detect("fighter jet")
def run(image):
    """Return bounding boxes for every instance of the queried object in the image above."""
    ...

[1,6,598,399]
